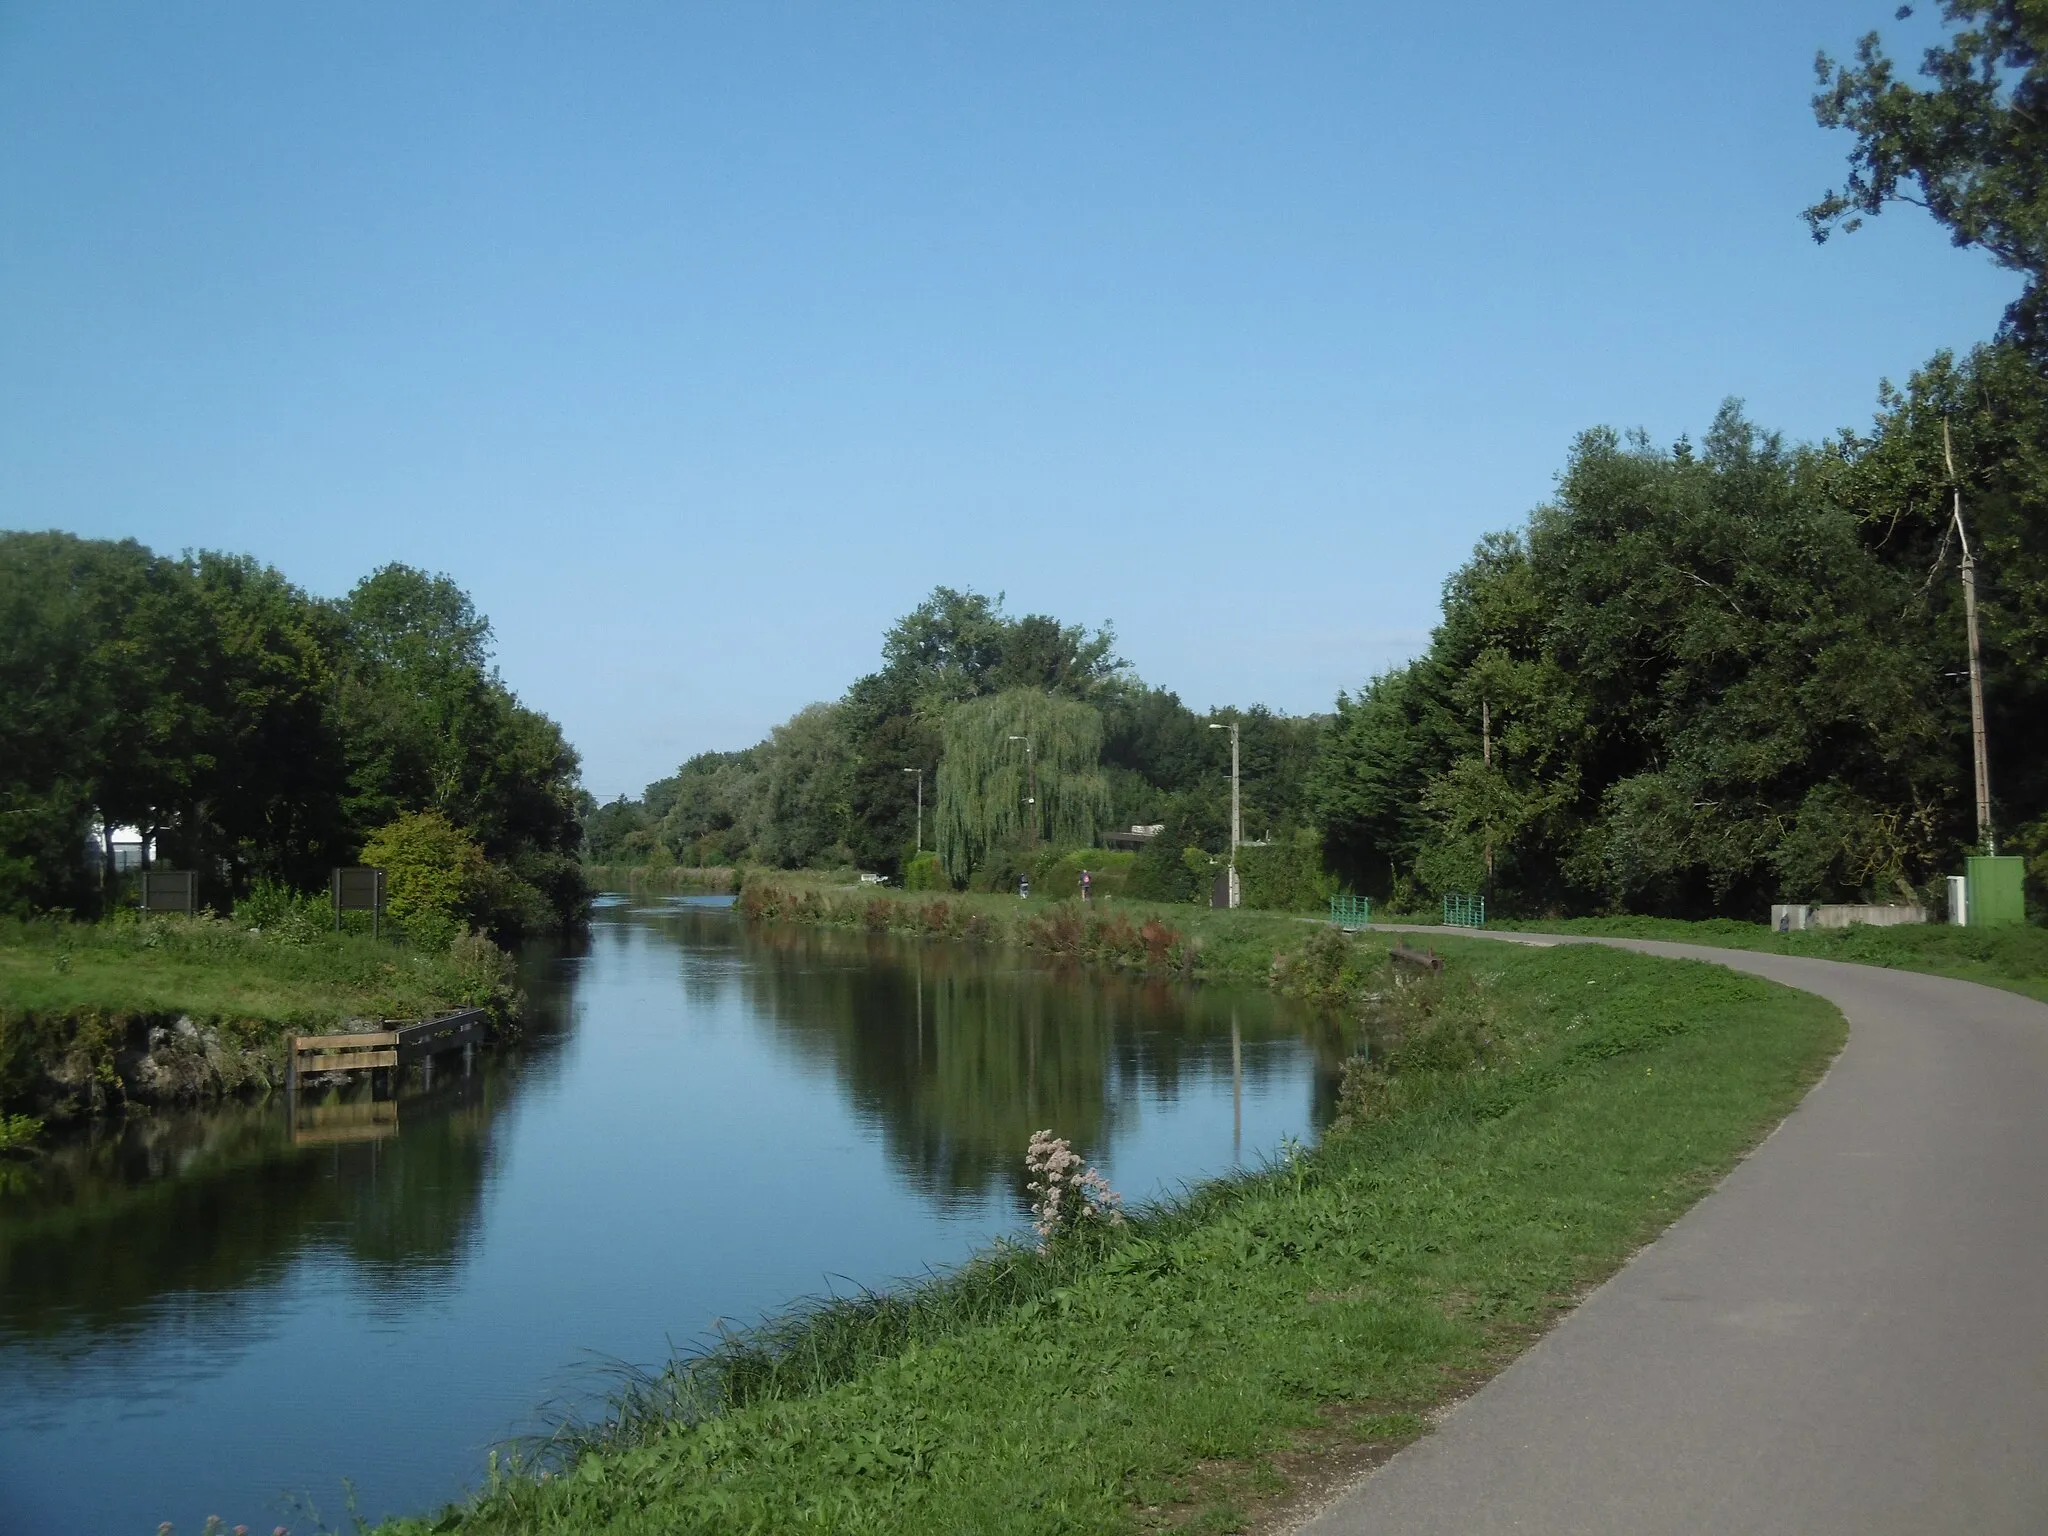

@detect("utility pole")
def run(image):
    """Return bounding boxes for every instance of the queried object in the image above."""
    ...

[1007,735,1036,852]
[1946,420,1995,853]
[901,767,924,853]
[1209,720,1241,907]
[1481,700,1494,885]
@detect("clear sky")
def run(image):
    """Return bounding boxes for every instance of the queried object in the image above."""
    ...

[0,2,2020,801]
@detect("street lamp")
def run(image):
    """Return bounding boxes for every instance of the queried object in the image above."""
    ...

[1209,721,1240,908]
[1007,735,1037,851]
[901,767,925,854]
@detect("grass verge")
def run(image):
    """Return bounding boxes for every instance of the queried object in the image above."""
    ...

[377,911,1844,1536]
[1487,913,2048,1004]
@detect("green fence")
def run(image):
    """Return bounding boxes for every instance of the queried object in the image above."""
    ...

[1328,894,1372,926]
[1442,892,1486,929]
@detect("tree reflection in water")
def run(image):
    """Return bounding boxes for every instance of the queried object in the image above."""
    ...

[666,907,1349,1205]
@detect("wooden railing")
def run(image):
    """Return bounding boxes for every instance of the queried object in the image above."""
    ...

[285,1008,488,1094]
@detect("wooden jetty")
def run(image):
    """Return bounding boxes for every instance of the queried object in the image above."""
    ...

[285,1007,488,1094]
[284,1007,489,1147]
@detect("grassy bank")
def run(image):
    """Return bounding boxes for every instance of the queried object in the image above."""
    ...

[377,894,1844,1535]
[1487,913,2048,1004]
[732,872,1339,988]
[0,915,519,1114]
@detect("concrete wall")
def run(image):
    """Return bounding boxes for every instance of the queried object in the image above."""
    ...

[1812,903,1926,929]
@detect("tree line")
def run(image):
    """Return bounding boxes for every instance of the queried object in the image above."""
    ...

[582,585,1328,900]
[595,4,2048,919]
[1312,1,2048,915]
[0,533,587,934]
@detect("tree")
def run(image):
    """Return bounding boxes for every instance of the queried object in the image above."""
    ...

[746,704,853,869]
[1808,2,2048,348]
[653,750,760,866]
[336,564,587,932]
[1311,406,1963,916]
[934,690,1111,883]
[180,552,349,891]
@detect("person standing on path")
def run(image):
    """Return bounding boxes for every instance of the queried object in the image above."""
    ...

[1080,868,1092,902]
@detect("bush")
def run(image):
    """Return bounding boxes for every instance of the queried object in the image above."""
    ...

[231,880,329,945]
[1237,829,1338,912]
[1126,837,1202,903]
[360,812,491,949]
[904,852,948,891]
[1026,847,1133,902]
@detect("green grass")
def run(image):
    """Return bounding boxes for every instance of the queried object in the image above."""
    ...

[376,922,1844,1536]
[0,915,501,1025]
[0,915,518,1110]
[1487,913,2048,1004]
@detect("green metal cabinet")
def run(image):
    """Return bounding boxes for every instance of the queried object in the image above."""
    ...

[1964,855,2026,928]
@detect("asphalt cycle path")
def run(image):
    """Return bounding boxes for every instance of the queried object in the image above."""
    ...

[1299,928,2048,1536]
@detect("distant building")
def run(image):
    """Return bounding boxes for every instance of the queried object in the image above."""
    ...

[1101,824,1164,851]
[94,825,153,872]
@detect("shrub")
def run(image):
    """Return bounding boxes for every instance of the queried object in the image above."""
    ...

[447,929,523,1020]
[1237,829,1338,912]
[1034,848,1135,902]
[903,853,947,891]
[231,880,328,945]
[360,812,491,949]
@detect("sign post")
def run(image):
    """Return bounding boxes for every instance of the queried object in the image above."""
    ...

[139,870,196,914]
[331,867,387,939]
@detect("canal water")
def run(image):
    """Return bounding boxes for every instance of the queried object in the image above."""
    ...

[0,894,1337,1535]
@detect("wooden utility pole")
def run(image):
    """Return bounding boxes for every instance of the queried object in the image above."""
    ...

[902,767,925,853]
[1945,421,1995,853]
[1481,700,1495,883]
[1209,721,1242,907]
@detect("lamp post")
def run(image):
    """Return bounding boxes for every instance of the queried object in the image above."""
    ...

[1209,720,1240,908]
[901,767,925,854]
[1006,735,1036,852]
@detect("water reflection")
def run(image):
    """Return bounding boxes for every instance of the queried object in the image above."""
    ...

[0,894,1336,1535]
[706,915,1320,1202]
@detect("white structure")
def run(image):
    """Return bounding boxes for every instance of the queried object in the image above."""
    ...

[1772,902,1926,932]
[96,824,153,872]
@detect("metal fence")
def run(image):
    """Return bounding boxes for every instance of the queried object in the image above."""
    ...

[1328,894,1372,926]
[1441,892,1486,929]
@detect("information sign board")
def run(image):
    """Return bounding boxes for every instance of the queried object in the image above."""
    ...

[139,870,196,914]
[331,867,387,937]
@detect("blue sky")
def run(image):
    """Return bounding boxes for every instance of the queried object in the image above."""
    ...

[0,2,2020,800]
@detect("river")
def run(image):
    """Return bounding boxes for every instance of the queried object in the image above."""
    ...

[0,893,1336,1534]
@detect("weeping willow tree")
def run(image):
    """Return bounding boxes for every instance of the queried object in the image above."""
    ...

[936,688,1111,882]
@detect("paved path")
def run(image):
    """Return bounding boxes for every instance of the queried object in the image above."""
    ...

[1300,932,2048,1536]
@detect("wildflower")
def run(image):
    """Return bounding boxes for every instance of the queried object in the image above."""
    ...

[1024,1130,1125,1249]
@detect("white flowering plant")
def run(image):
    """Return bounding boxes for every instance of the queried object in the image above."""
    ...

[1024,1130,1125,1249]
